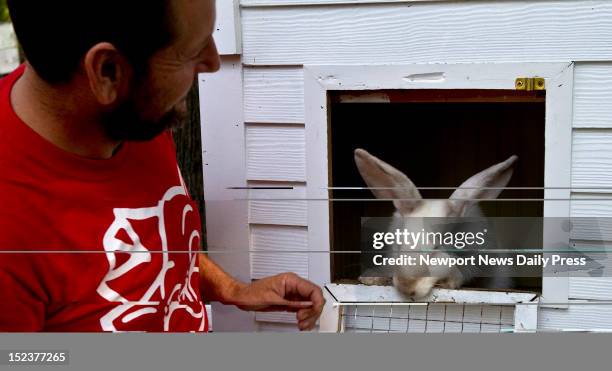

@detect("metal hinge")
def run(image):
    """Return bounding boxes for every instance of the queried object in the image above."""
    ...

[515,77,546,91]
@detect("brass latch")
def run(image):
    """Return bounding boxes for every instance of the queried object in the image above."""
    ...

[515,77,545,91]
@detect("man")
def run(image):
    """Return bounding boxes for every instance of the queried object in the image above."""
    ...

[0,0,324,332]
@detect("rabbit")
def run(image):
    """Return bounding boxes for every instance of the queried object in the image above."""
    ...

[354,148,518,299]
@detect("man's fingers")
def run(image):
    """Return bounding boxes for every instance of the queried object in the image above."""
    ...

[297,308,312,321]
[283,274,326,311]
[281,274,325,332]
[297,307,321,321]
[297,308,322,332]
[256,299,312,312]
[284,300,313,309]
[298,317,317,331]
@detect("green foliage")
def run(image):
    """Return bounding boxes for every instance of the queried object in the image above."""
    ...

[0,0,9,23]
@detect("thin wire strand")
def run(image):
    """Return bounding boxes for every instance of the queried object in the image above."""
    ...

[479,305,484,333]
[406,305,411,333]
[388,305,393,333]
[235,198,602,201]
[443,304,447,333]
[370,306,375,333]
[229,186,612,190]
[498,305,503,333]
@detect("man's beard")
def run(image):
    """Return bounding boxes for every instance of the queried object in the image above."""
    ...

[101,98,187,142]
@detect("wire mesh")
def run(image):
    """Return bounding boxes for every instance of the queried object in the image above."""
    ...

[341,304,515,333]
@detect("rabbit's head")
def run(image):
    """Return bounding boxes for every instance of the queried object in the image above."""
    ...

[354,148,518,298]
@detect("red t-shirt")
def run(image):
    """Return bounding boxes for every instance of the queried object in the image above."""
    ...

[0,65,208,332]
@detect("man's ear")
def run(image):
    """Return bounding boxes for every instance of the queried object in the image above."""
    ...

[83,42,131,106]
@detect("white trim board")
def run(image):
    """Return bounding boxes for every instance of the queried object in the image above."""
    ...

[327,284,538,305]
[199,57,256,331]
[304,63,572,91]
[304,63,574,308]
[215,0,242,55]
[242,1,612,65]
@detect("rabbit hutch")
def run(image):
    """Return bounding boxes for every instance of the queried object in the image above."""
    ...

[200,0,612,332]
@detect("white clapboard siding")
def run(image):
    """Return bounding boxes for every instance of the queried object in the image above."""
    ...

[248,182,308,226]
[243,63,612,126]
[571,194,612,219]
[246,124,306,181]
[539,302,612,330]
[244,68,304,124]
[572,130,612,190]
[574,64,612,129]
[565,195,612,301]
[258,322,301,332]
[569,279,612,301]
[255,312,297,324]
[570,193,612,241]
[242,1,612,65]
[250,224,309,279]
[567,241,612,300]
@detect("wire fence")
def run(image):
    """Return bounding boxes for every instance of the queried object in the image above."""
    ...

[342,304,515,333]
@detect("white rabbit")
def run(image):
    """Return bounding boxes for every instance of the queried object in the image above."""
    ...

[354,148,518,299]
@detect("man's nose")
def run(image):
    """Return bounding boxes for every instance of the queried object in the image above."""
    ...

[197,38,221,74]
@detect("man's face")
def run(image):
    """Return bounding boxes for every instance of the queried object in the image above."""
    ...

[103,0,220,141]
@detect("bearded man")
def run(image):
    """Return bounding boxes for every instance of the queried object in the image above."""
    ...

[0,0,324,332]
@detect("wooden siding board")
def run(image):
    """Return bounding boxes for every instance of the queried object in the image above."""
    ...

[250,225,309,279]
[242,2,612,65]
[246,124,306,181]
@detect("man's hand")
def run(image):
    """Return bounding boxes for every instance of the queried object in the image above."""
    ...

[199,255,325,331]
[227,273,326,331]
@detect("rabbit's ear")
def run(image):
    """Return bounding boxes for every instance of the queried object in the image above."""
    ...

[354,149,422,214]
[450,155,518,215]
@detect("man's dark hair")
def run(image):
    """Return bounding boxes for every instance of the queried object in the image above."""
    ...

[7,0,176,83]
